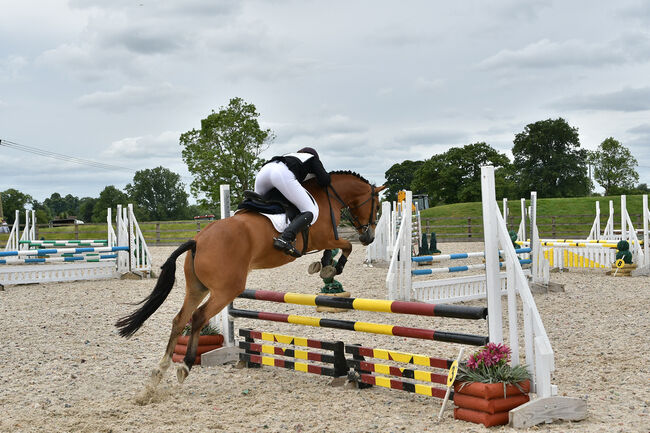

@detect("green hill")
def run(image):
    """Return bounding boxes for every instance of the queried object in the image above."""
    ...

[416,194,648,241]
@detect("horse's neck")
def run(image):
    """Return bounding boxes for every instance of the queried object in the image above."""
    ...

[329,176,365,204]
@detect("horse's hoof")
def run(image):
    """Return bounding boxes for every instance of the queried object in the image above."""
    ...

[176,364,190,384]
[308,262,322,274]
[320,265,337,279]
[151,368,162,388]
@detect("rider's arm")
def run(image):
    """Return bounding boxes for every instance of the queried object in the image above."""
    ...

[308,157,331,187]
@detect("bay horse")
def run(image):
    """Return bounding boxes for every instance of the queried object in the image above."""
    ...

[116,171,384,400]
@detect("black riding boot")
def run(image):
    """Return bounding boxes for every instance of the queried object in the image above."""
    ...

[273,211,313,257]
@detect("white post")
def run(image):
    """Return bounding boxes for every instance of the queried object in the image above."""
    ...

[531,192,539,283]
[641,194,650,266]
[520,198,526,241]
[481,166,503,343]
[215,184,234,345]
[595,201,600,240]
[621,195,627,242]
[503,198,508,223]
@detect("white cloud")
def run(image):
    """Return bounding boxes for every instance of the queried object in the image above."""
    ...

[551,87,650,112]
[0,55,28,81]
[415,77,444,91]
[76,83,184,112]
[102,131,181,159]
[478,38,624,70]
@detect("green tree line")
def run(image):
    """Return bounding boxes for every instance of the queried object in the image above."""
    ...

[385,118,645,205]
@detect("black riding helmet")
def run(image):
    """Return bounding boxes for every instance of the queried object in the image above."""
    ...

[298,147,319,159]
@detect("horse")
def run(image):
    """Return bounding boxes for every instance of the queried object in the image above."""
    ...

[115,171,385,400]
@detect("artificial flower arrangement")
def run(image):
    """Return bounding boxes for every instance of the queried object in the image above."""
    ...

[453,343,531,427]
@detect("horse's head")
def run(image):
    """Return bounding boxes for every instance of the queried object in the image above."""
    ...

[329,171,386,246]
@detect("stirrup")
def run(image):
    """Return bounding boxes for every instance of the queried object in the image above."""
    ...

[273,237,302,258]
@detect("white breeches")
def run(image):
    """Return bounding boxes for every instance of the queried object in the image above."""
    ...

[254,162,319,221]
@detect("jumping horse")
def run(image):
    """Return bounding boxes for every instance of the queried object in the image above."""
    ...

[116,171,384,400]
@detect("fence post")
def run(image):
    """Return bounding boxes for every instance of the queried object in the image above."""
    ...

[74,222,79,240]
[467,217,472,239]
[156,223,161,245]
[551,216,556,238]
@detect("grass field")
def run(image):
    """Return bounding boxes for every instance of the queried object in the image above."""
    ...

[419,194,648,240]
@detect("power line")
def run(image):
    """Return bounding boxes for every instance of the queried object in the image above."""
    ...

[0,138,135,172]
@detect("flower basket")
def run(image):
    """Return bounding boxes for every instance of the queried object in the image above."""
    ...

[453,343,530,427]
[172,324,224,366]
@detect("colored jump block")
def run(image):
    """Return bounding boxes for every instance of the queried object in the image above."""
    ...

[0,246,129,257]
[238,289,488,320]
[412,248,531,263]
[229,308,489,346]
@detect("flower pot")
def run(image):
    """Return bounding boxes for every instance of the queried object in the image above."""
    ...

[172,334,224,366]
[453,380,530,427]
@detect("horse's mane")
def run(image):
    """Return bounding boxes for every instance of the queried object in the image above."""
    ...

[329,170,372,185]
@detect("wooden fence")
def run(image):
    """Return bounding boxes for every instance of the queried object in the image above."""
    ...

[421,213,646,242]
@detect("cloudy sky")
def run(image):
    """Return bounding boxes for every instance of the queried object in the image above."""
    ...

[2,0,650,204]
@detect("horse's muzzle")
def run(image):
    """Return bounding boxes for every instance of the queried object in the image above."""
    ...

[359,227,374,245]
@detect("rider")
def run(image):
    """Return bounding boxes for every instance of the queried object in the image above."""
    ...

[254,147,331,257]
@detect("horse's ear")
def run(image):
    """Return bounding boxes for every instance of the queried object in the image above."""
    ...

[375,185,386,193]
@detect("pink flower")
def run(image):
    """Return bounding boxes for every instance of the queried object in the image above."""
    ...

[466,343,512,370]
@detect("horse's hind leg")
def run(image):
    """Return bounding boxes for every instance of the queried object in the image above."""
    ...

[176,288,242,383]
[136,257,208,403]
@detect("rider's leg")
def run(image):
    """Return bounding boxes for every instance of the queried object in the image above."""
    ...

[263,163,319,256]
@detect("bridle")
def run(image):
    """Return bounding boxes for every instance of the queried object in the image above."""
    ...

[326,183,378,241]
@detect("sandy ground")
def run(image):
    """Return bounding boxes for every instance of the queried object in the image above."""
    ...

[1,242,649,433]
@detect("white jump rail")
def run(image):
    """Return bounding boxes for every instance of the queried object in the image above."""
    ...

[0,204,151,286]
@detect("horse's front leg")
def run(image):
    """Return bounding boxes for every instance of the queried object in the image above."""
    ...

[318,240,352,277]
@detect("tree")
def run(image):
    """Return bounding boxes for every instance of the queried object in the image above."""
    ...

[1,188,33,224]
[411,143,511,205]
[384,160,424,202]
[180,97,274,206]
[78,197,98,223]
[590,137,639,196]
[43,193,80,218]
[512,118,590,198]
[92,186,129,222]
[125,166,189,221]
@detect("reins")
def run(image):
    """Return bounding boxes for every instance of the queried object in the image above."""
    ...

[325,183,377,240]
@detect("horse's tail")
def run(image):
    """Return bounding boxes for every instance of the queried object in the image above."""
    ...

[115,239,197,338]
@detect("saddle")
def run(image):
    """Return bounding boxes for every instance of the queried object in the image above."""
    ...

[238,189,300,220]
[237,189,310,256]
